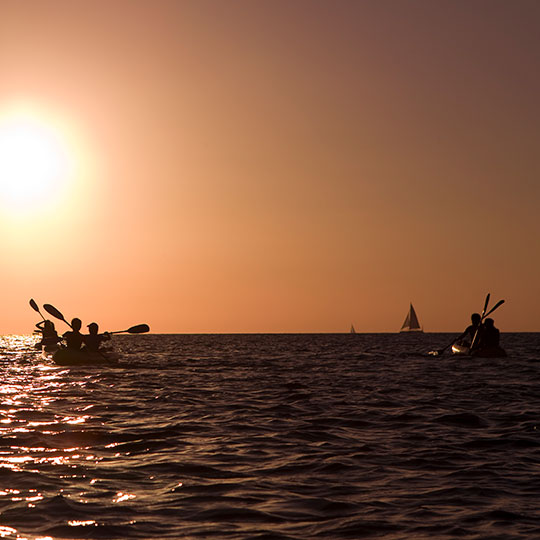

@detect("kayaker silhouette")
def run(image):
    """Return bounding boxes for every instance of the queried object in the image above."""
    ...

[83,322,111,352]
[456,313,483,348]
[62,318,85,350]
[474,317,506,357]
[35,320,60,349]
[479,318,499,346]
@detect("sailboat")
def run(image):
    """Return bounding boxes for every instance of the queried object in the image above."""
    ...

[350,325,356,334]
[400,303,423,332]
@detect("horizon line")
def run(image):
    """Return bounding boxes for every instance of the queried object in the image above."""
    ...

[3,330,538,336]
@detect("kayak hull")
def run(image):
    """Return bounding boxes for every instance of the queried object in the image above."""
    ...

[451,343,507,358]
[52,348,119,366]
[473,346,507,358]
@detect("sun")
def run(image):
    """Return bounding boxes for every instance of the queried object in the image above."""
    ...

[0,111,72,215]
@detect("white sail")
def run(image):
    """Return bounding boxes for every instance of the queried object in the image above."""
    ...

[400,303,423,332]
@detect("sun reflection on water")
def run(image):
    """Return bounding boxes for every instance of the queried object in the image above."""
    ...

[114,492,136,503]
[0,526,18,538]
[1,333,154,538]
[0,334,96,488]
[68,520,96,526]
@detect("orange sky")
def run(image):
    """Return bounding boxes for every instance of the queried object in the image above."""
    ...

[1,1,539,333]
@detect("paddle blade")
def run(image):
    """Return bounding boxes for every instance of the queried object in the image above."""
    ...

[43,304,67,322]
[484,299,504,318]
[29,298,40,312]
[482,293,490,316]
[126,324,150,334]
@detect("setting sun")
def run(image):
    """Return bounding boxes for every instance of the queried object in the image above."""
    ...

[0,110,72,214]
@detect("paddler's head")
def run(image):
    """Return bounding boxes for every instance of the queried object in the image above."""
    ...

[484,318,494,328]
[87,322,99,334]
[471,313,481,325]
[71,318,82,331]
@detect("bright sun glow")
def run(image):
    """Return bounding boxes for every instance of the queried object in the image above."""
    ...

[0,110,73,215]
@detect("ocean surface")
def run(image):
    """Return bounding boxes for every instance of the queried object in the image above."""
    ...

[0,332,539,539]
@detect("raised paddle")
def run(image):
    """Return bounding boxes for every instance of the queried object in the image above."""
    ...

[481,293,490,317]
[43,304,73,328]
[109,324,150,335]
[29,298,46,320]
[483,299,505,319]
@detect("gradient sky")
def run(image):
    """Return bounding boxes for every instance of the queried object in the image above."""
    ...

[1,0,539,334]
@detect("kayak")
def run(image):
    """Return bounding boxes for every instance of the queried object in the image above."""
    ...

[451,343,507,358]
[51,347,120,366]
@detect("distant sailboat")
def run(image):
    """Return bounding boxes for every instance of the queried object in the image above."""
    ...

[400,303,423,332]
[350,325,356,334]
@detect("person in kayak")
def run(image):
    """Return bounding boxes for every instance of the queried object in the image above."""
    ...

[476,318,502,347]
[35,320,60,349]
[456,312,483,348]
[83,322,111,352]
[479,318,499,345]
[474,318,507,357]
[62,318,85,350]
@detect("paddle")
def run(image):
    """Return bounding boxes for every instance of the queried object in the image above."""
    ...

[482,294,490,317]
[428,337,456,356]
[470,293,491,350]
[93,324,148,363]
[43,304,73,329]
[109,324,150,335]
[29,298,46,321]
[483,299,505,319]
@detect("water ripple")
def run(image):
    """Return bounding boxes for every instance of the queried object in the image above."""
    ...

[0,333,539,538]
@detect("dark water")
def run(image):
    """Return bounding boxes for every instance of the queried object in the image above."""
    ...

[0,332,539,539]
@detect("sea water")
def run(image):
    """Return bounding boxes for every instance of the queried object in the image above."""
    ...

[0,332,539,539]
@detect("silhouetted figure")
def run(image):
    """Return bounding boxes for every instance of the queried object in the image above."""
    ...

[474,318,506,357]
[62,318,84,350]
[480,318,499,347]
[456,313,483,348]
[35,320,60,349]
[83,322,111,352]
